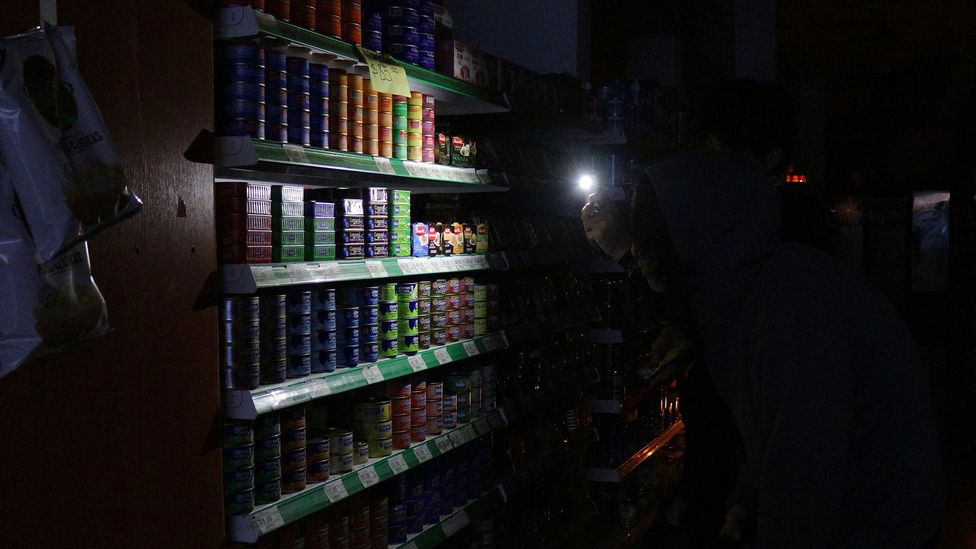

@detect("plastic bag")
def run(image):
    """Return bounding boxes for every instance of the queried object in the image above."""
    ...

[0,152,109,378]
[0,25,141,262]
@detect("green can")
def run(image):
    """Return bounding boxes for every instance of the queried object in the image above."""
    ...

[379,301,399,321]
[277,230,305,246]
[391,204,410,218]
[397,334,420,355]
[273,245,305,263]
[379,283,398,302]
[389,230,412,245]
[305,230,335,245]
[395,143,408,160]
[379,319,399,340]
[305,245,336,261]
[222,444,255,472]
[309,217,335,231]
[274,216,305,232]
[392,190,411,205]
[393,101,408,116]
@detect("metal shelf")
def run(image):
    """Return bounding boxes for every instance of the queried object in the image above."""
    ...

[228,410,507,542]
[220,254,491,294]
[591,347,692,415]
[225,332,507,420]
[585,420,684,482]
[216,138,510,193]
[392,489,500,549]
[217,7,509,116]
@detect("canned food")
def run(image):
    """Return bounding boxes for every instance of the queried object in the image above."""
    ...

[445,295,462,311]
[224,467,255,493]
[445,326,462,343]
[287,333,312,355]
[426,414,442,435]
[430,313,447,329]
[416,315,431,332]
[410,423,427,442]
[410,389,427,410]
[338,345,360,366]
[431,329,447,346]
[417,299,431,316]
[311,288,337,310]
[306,436,330,461]
[311,309,338,331]
[392,395,411,415]
[287,312,312,335]
[368,436,393,458]
[282,467,307,494]
[255,458,282,482]
[336,306,361,327]
[398,317,420,336]
[255,414,280,438]
[326,428,355,454]
[355,398,392,421]
[255,477,281,504]
[223,422,255,448]
[223,444,255,471]
[445,309,462,326]
[282,427,307,451]
[392,413,411,432]
[337,325,361,345]
[395,282,418,300]
[398,335,419,355]
[473,301,488,318]
[354,419,393,440]
[398,300,419,318]
[225,489,255,515]
[441,411,457,429]
[378,301,398,321]
[426,398,443,417]
[308,459,331,483]
[287,353,311,378]
[392,429,411,449]
[311,329,338,351]
[462,323,475,339]
[281,447,307,471]
[430,297,448,312]
[280,406,307,429]
[354,441,369,464]
[339,286,379,307]
[359,305,379,324]
[417,331,430,350]
[255,434,282,461]
[379,320,399,340]
[340,215,365,230]
[410,406,427,426]
[379,338,398,358]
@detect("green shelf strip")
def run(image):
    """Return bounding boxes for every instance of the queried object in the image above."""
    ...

[220,254,492,294]
[225,332,508,420]
[229,410,507,543]
[394,489,500,549]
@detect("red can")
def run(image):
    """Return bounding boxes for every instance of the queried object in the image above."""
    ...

[384,379,411,398]
[392,413,411,432]
[370,496,389,519]
[317,0,341,15]
[426,414,442,435]
[411,406,427,426]
[343,1,362,23]
[411,389,427,409]
[392,396,411,415]
[392,429,411,449]
[410,424,427,442]
[343,21,362,45]
[268,0,291,19]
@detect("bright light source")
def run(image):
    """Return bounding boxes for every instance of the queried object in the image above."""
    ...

[578,174,595,191]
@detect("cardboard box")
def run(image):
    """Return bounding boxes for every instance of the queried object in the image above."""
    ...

[436,40,498,89]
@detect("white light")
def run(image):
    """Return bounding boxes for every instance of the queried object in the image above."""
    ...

[578,174,595,191]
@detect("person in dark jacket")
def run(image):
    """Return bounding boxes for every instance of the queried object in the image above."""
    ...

[582,151,943,548]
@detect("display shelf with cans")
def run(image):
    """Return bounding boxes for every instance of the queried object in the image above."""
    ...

[215,138,510,192]
[227,409,506,542]
[391,488,501,549]
[225,331,507,420]
[220,254,492,293]
[584,419,685,483]
[216,6,509,116]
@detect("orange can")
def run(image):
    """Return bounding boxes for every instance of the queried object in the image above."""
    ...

[343,22,362,45]
[365,139,379,156]
[378,92,392,113]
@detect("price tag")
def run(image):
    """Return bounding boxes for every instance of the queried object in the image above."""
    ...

[321,263,342,278]
[407,354,427,372]
[358,466,380,488]
[282,143,309,164]
[483,335,501,351]
[473,255,489,269]
[397,258,417,275]
[414,444,433,463]
[433,347,451,365]
[374,155,397,175]
[366,261,387,278]
[448,430,465,447]
[389,454,409,475]
[435,437,453,453]
[289,264,311,282]
[356,46,411,97]
[323,479,349,503]
[251,265,274,282]
[462,341,479,356]
[362,364,384,384]
[308,379,331,399]
[253,506,285,533]
[462,425,477,442]
[442,510,470,537]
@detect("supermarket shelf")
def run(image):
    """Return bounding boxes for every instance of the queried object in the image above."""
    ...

[225,332,508,420]
[220,254,491,294]
[216,138,509,193]
[591,346,692,414]
[503,307,601,347]
[228,410,507,543]
[585,420,685,482]
[585,328,623,344]
[217,7,509,116]
[393,489,500,549]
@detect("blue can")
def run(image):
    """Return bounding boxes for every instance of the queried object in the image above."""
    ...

[287,75,311,93]
[287,108,311,127]
[360,341,380,362]
[311,329,337,351]
[425,471,441,492]
[418,15,434,34]
[311,349,338,373]
[308,61,329,80]
[390,43,419,64]
[287,334,311,355]
[338,345,360,367]
[287,125,310,146]
[359,305,379,324]
[309,112,328,133]
[286,353,311,378]
[266,122,287,142]
[286,291,312,314]
[218,81,263,101]
[236,342,262,364]
[264,316,287,339]
[424,499,441,524]
[219,63,265,84]
[287,56,309,75]
[310,128,328,148]
[254,458,282,482]
[287,313,311,335]
[336,307,361,328]
[419,49,435,70]
[442,485,455,514]
[360,323,379,342]
[363,8,383,30]
[337,326,360,343]
[312,288,336,311]
[266,103,287,124]
[339,286,379,307]
[385,6,419,27]
[311,309,337,331]
[219,99,258,119]
[223,467,255,493]
[386,25,419,45]
[266,74,288,93]
[255,434,281,461]
[287,92,311,112]
[218,43,262,63]
[418,32,434,52]
[216,118,258,137]
[391,502,408,523]
[265,50,287,69]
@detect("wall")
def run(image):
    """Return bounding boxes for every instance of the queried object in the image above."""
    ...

[0,1,222,546]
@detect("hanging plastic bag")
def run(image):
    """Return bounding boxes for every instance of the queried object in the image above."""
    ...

[0,152,109,378]
[0,25,141,262]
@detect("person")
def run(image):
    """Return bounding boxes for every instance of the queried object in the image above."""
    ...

[582,151,944,548]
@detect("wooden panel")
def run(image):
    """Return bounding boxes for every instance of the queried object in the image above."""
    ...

[0,1,221,546]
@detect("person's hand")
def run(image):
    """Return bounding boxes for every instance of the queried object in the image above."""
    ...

[581,192,632,260]
[720,504,750,542]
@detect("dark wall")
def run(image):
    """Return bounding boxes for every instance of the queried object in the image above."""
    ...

[0,2,221,546]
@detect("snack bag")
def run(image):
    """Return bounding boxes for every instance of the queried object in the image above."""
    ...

[0,25,141,262]
[0,153,109,377]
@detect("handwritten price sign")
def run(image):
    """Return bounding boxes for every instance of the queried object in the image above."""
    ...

[356,46,411,97]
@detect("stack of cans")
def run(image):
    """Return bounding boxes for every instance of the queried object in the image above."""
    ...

[429,279,447,346]
[364,80,379,155]
[281,407,308,494]
[388,190,411,257]
[407,91,423,162]
[365,188,389,258]
[215,43,263,140]
[411,376,428,442]
[348,493,371,549]
[370,492,389,548]
[326,426,354,474]
[378,291,399,360]
[444,276,476,342]
[223,421,256,515]
[316,0,342,38]
[354,440,370,466]
[473,283,488,336]
[362,0,383,51]
[339,198,366,258]
[336,287,366,366]
[287,290,313,378]
[441,387,457,430]
[378,91,394,157]
[417,0,435,69]
[329,68,349,151]
[311,287,338,373]
[392,94,409,159]
[425,380,443,435]
[421,94,435,163]
[444,372,470,425]
[217,182,273,264]
[384,3,420,65]
[273,185,306,262]
[260,293,288,384]
[481,363,497,413]
[348,73,365,153]
[468,367,483,420]
[309,54,330,148]
[355,398,393,458]
[254,414,283,504]
[343,0,362,45]
[385,379,412,449]
[290,0,317,28]
[286,49,312,147]
[221,296,262,389]
[416,280,432,350]
[329,507,352,548]
[305,200,336,260]
[306,431,331,483]
[393,470,425,535]
[360,291,381,363]
[304,513,330,548]
[398,283,420,356]
[265,47,288,142]
[422,466,442,525]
